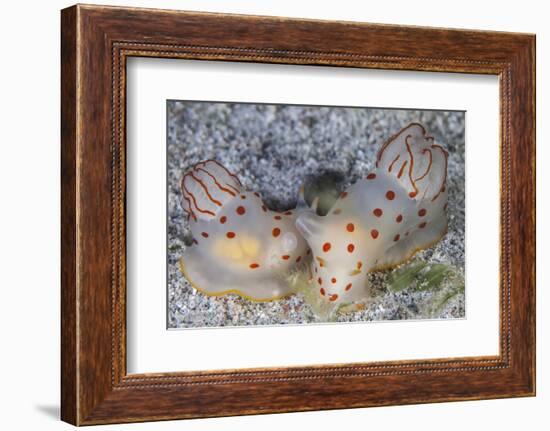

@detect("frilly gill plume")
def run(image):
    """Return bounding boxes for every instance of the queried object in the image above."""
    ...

[181,160,243,221]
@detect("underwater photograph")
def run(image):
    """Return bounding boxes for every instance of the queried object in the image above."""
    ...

[167,101,465,328]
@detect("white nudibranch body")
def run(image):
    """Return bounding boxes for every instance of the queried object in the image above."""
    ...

[180,160,309,301]
[295,123,449,304]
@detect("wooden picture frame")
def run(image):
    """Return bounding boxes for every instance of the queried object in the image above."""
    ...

[61,4,535,425]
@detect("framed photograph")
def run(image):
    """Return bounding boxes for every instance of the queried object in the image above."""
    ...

[61,4,535,425]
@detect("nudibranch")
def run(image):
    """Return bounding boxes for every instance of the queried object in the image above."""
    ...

[296,123,449,304]
[179,160,309,301]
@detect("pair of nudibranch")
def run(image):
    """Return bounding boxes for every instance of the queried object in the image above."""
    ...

[179,123,449,305]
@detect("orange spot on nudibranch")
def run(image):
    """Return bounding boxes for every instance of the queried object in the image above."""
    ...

[386,190,395,200]
[341,192,348,199]
[274,215,282,220]
[373,208,383,217]
[371,229,379,239]
[394,234,400,242]
[281,255,290,260]
[192,239,198,245]
[249,263,260,269]
[272,228,281,237]
[331,277,337,284]
[419,222,427,229]
[357,262,363,270]
[284,211,293,215]
[226,232,236,239]
[418,208,427,217]
[253,192,260,197]
[219,216,227,224]
[367,173,376,180]
[236,206,246,215]
[296,256,302,263]
[345,283,352,291]
[329,294,339,302]
[201,232,209,238]
[240,194,246,199]
[409,191,418,198]
[261,205,267,212]
[396,214,403,223]
[320,288,325,296]
[347,244,355,253]
[323,242,331,252]
[318,277,323,285]
[346,223,355,232]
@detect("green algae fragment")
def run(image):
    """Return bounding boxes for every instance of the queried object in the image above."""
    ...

[387,262,427,292]
[416,264,452,291]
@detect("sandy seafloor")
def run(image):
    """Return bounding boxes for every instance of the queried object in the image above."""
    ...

[167,101,465,328]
